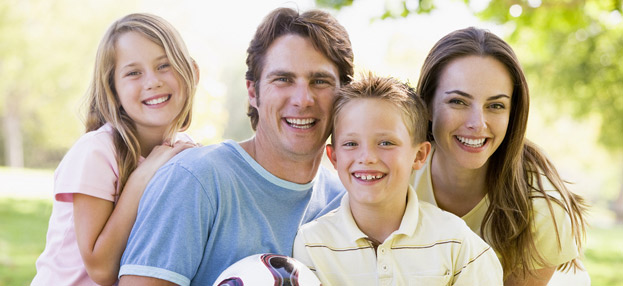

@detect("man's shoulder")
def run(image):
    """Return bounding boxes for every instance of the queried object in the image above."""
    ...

[169,140,239,168]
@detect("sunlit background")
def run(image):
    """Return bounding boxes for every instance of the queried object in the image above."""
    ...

[1,0,622,285]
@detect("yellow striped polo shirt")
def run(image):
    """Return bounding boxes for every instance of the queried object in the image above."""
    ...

[293,186,503,286]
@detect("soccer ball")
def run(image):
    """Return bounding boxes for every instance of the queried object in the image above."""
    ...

[213,253,321,286]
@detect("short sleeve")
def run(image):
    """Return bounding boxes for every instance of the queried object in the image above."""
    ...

[54,131,118,202]
[452,227,503,285]
[119,162,214,286]
[292,229,315,272]
[530,196,579,269]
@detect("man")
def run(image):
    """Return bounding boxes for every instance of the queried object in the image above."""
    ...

[118,7,354,285]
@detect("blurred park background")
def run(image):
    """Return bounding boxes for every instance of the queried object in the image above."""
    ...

[0,0,622,285]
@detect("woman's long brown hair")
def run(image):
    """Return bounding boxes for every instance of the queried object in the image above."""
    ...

[417,27,587,278]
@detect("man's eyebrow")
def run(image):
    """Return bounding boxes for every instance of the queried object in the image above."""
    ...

[310,71,337,80]
[266,70,295,78]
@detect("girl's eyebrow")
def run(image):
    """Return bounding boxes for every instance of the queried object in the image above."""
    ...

[445,90,510,100]
[119,55,168,70]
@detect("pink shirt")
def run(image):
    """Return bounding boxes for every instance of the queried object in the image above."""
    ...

[32,123,190,285]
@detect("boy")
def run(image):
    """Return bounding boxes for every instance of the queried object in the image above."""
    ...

[292,73,503,285]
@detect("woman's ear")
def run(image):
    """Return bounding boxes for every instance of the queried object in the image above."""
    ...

[412,141,431,170]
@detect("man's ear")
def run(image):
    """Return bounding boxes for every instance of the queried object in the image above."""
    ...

[247,80,258,108]
[412,141,431,170]
[326,144,338,169]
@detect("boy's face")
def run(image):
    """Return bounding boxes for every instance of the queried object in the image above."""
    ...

[327,98,429,208]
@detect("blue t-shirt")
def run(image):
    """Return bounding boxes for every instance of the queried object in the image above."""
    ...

[119,140,345,285]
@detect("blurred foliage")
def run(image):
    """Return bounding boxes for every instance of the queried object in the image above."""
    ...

[0,0,140,168]
[318,0,623,152]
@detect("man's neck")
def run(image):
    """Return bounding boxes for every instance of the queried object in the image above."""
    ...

[239,137,323,184]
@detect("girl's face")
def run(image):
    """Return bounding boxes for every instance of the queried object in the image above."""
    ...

[430,55,513,170]
[114,31,184,136]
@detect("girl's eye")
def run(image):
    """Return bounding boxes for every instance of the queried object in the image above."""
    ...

[126,71,140,77]
[379,141,394,146]
[158,63,171,70]
[343,142,357,147]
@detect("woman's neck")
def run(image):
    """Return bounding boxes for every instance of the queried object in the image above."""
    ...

[430,148,488,217]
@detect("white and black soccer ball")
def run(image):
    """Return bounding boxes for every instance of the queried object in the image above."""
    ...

[213,253,321,286]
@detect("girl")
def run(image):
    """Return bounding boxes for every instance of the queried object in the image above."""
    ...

[412,27,588,285]
[32,13,199,286]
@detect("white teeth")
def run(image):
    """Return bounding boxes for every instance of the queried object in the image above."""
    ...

[456,136,485,148]
[354,173,384,181]
[286,118,315,129]
[144,95,170,105]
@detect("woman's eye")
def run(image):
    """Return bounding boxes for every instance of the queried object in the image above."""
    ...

[489,103,506,109]
[449,98,466,105]
[126,71,140,77]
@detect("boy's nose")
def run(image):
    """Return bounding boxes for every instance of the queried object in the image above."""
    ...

[358,145,378,164]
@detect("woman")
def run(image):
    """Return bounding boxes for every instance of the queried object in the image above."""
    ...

[412,27,588,285]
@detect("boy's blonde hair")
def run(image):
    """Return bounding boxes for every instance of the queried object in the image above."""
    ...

[84,13,198,196]
[331,72,427,146]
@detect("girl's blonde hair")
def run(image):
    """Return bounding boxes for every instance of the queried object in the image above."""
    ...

[418,27,587,278]
[85,13,197,196]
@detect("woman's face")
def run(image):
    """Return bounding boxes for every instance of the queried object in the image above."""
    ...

[430,55,513,170]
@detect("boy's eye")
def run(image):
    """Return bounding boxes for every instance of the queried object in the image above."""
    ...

[342,141,357,147]
[379,141,394,146]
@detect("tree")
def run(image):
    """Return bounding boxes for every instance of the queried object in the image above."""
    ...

[316,0,623,222]
[0,0,140,168]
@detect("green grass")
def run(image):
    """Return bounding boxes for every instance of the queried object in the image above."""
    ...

[0,198,52,286]
[584,225,623,286]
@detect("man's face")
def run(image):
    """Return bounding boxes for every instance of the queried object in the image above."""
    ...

[248,34,340,160]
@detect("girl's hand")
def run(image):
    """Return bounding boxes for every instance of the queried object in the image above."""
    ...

[136,140,199,179]
[141,140,198,172]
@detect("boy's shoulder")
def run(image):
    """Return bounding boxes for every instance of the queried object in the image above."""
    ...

[416,201,475,238]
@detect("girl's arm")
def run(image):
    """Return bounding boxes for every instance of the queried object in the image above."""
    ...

[73,141,196,285]
[504,266,556,286]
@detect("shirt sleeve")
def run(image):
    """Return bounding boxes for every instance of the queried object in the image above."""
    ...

[530,196,579,269]
[54,132,118,202]
[292,229,315,272]
[452,230,503,285]
[119,162,214,286]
